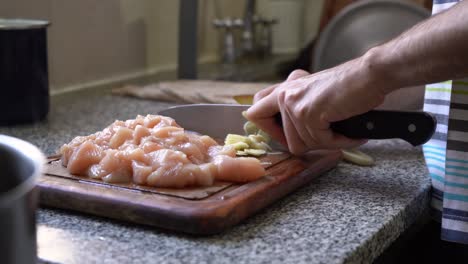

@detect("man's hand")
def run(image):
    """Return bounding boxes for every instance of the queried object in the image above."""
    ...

[246,0,468,156]
[246,56,388,155]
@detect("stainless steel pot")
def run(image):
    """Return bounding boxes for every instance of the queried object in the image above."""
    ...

[0,135,45,264]
[0,19,50,125]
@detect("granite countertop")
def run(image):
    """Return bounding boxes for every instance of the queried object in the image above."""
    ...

[0,88,431,264]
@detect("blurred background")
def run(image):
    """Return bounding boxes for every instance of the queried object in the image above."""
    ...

[0,0,431,94]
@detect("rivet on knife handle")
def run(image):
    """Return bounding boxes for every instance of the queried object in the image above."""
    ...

[329,110,437,146]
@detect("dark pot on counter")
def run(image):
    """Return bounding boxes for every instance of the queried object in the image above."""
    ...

[0,135,45,264]
[0,19,50,125]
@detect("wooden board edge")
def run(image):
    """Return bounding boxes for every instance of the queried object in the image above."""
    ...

[38,151,342,235]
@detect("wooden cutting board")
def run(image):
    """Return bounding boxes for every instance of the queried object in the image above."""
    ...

[38,151,342,235]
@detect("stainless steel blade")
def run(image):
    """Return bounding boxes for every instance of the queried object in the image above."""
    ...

[158,104,249,139]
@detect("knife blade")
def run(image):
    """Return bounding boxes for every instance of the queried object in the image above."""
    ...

[159,104,249,140]
[158,104,437,146]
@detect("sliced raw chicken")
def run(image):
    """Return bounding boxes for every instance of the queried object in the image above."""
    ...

[213,156,265,182]
[59,114,266,188]
[66,140,102,175]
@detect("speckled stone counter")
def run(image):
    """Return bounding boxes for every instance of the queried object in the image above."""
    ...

[0,89,431,264]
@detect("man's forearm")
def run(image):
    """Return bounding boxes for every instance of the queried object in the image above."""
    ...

[365,0,468,93]
[377,85,425,110]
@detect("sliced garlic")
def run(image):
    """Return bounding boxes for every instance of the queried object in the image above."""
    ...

[226,112,274,157]
[243,121,259,135]
[225,134,251,145]
[236,150,249,156]
[244,149,267,156]
[342,149,375,166]
[230,141,250,150]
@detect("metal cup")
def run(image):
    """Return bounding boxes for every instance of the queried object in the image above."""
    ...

[0,135,45,264]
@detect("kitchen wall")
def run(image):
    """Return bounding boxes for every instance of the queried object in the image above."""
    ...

[0,0,323,93]
[258,0,324,53]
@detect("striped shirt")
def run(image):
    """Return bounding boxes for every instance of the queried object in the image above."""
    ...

[423,0,468,244]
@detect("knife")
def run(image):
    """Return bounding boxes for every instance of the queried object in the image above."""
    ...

[158,104,437,146]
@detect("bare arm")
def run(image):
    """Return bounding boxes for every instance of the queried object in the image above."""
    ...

[358,1,468,111]
[247,1,468,154]
[377,85,424,110]
[368,0,468,93]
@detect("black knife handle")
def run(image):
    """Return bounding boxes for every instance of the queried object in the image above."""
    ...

[330,110,437,146]
[274,110,437,146]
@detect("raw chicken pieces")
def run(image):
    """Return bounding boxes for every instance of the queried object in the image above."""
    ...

[59,115,266,188]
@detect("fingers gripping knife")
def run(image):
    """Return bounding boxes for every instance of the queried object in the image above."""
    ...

[159,104,437,146]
